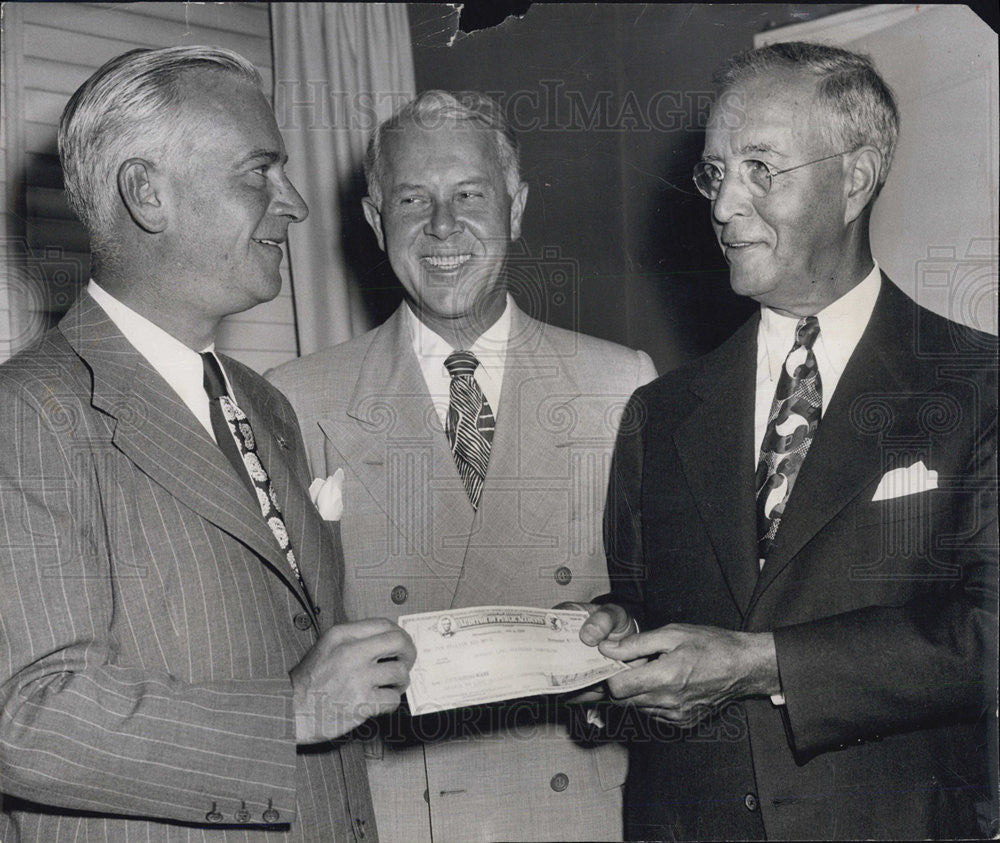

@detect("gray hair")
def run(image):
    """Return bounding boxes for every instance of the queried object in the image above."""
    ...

[58,46,262,258]
[364,90,522,207]
[714,41,899,188]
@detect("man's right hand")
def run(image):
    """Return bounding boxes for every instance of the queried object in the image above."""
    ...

[570,602,636,647]
[553,601,638,704]
[290,618,416,744]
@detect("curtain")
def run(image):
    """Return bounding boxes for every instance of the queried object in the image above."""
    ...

[271,3,416,355]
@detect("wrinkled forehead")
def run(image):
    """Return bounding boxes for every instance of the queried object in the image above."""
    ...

[704,69,826,159]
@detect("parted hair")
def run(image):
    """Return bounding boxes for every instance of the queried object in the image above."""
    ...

[715,41,899,187]
[364,90,522,206]
[58,46,262,259]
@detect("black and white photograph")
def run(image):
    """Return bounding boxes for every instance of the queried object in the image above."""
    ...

[0,3,997,840]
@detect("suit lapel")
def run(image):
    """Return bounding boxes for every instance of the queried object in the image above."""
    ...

[60,295,313,613]
[450,308,578,606]
[673,316,760,617]
[329,307,474,587]
[752,278,910,603]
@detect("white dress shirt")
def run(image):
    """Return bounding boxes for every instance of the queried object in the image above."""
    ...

[405,294,513,430]
[754,263,882,461]
[87,280,232,441]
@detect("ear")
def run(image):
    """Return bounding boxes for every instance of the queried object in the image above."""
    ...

[844,146,881,224]
[118,158,166,233]
[509,181,529,241]
[361,196,386,252]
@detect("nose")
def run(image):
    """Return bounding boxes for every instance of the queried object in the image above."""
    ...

[711,168,752,226]
[272,172,309,223]
[424,199,461,239]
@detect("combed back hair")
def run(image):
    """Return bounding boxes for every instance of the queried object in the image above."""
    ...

[364,90,522,206]
[714,41,899,188]
[58,46,262,258]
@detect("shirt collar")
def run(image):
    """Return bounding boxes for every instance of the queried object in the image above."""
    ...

[758,262,882,382]
[405,293,513,386]
[86,279,233,400]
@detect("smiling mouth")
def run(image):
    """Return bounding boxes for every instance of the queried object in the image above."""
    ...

[253,238,284,248]
[422,253,472,270]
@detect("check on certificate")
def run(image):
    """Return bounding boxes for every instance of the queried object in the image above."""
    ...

[398,606,627,715]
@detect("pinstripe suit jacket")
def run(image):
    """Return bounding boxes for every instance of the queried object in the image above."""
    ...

[268,302,657,842]
[0,293,376,841]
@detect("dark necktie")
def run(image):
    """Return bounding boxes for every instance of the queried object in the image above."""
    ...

[201,352,311,601]
[444,350,495,510]
[755,316,822,560]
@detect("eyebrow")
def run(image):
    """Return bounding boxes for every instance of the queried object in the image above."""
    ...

[739,142,785,157]
[389,178,493,194]
[236,149,283,168]
[700,143,787,163]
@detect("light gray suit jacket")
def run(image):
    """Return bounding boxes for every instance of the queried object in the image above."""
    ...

[268,302,656,842]
[0,293,375,841]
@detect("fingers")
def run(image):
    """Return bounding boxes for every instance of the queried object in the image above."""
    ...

[551,600,595,613]
[579,603,634,646]
[369,656,411,692]
[605,657,667,700]
[316,620,416,668]
[637,704,711,729]
[598,626,678,661]
[361,628,417,669]
[560,685,607,705]
[316,616,406,648]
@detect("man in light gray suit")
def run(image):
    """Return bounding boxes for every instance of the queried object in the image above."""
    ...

[268,91,657,842]
[0,47,414,841]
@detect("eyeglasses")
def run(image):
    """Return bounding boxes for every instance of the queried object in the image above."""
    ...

[692,150,854,200]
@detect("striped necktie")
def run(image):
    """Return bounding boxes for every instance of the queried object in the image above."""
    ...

[444,350,495,509]
[755,316,822,561]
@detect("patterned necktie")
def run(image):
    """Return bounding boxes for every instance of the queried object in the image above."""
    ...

[444,350,495,509]
[755,316,822,560]
[201,352,311,602]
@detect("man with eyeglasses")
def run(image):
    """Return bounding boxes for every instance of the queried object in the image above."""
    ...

[575,41,997,839]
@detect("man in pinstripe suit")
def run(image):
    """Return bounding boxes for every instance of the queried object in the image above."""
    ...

[0,47,414,841]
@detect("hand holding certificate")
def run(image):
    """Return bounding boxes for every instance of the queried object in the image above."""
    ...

[398,606,627,715]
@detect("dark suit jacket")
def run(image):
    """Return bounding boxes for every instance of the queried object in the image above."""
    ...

[603,277,998,840]
[0,293,376,841]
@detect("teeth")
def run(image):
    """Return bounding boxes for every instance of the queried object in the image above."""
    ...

[424,254,471,269]
[254,239,282,247]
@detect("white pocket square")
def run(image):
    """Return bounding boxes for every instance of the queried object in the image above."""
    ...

[309,469,344,521]
[871,461,938,502]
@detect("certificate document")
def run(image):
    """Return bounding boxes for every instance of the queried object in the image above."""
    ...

[398,606,626,715]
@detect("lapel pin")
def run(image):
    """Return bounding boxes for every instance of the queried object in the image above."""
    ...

[274,433,288,449]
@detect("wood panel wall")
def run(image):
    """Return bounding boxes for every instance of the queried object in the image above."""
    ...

[2,2,300,371]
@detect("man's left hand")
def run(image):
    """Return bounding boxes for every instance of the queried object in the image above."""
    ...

[598,624,780,726]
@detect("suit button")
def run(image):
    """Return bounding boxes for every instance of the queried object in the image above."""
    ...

[390,585,408,605]
[554,567,572,585]
[550,772,569,792]
[262,807,280,823]
[234,803,251,823]
[293,612,312,630]
[205,802,223,823]
[744,792,759,811]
